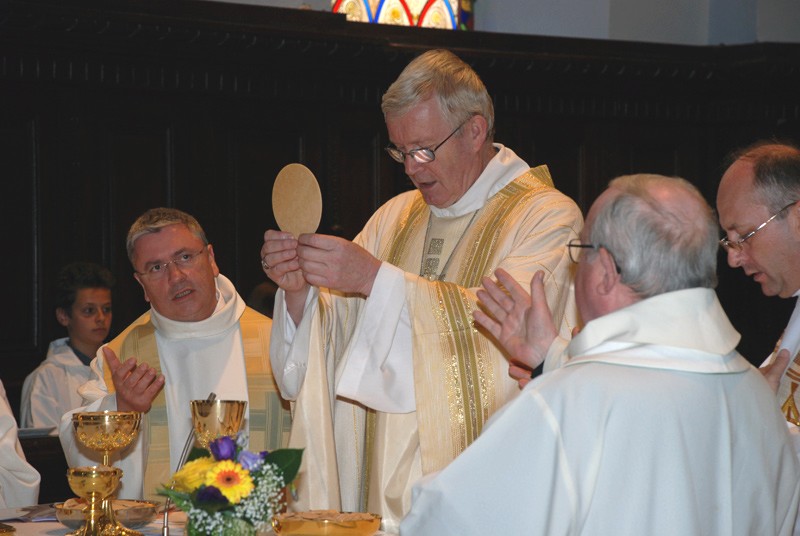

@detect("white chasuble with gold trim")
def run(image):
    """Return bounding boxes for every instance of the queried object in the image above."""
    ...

[276,155,582,531]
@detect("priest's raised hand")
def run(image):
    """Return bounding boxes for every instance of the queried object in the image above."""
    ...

[103,346,164,413]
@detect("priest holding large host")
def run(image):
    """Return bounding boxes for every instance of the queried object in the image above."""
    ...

[261,48,582,530]
[58,208,291,500]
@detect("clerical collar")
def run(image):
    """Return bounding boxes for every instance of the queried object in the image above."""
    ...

[429,143,530,218]
[149,274,246,340]
[67,340,94,366]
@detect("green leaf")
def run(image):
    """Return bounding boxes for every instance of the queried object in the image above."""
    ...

[264,448,303,484]
[186,446,211,462]
[156,488,193,511]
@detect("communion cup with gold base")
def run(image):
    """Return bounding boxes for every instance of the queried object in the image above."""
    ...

[190,399,246,448]
[72,411,142,536]
[66,465,122,536]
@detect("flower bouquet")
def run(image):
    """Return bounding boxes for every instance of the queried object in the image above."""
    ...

[159,435,302,536]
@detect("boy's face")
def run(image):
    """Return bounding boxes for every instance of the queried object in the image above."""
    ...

[57,287,113,351]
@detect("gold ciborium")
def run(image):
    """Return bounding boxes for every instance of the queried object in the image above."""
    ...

[72,411,142,536]
[190,399,246,448]
[66,466,122,536]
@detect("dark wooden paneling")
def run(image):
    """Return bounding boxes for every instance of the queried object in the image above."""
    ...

[20,435,70,504]
[0,99,38,353]
[1,0,799,421]
[223,117,308,302]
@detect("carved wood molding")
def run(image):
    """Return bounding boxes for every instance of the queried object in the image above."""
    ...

[1,0,798,122]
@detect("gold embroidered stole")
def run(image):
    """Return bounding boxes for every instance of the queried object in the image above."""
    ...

[103,307,291,500]
[381,165,553,473]
[773,332,800,425]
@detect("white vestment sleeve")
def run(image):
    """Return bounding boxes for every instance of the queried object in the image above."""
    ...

[760,294,800,372]
[0,380,40,508]
[336,263,415,413]
[270,286,319,400]
[57,350,146,499]
[778,297,800,357]
[22,370,65,431]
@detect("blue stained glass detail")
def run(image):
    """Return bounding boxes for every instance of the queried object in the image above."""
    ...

[361,0,375,22]
[373,0,388,23]
[441,0,457,28]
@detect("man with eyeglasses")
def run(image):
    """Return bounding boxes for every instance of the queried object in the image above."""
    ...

[401,174,800,535]
[261,49,581,530]
[717,141,800,437]
[58,208,291,500]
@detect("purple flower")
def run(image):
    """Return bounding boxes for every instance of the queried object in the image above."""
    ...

[195,485,229,506]
[209,436,237,461]
[237,450,265,471]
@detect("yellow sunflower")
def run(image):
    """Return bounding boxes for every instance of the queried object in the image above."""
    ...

[203,460,254,504]
[171,456,216,492]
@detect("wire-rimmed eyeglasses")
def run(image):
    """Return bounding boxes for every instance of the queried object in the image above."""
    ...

[719,201,797,252]
[135,248,208,279]
[567,239,621,274]
[385,119,468,164]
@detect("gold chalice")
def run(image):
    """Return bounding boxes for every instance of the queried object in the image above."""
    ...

[66,466,122,536]
[190,399,246,448]
[72,411,142,536]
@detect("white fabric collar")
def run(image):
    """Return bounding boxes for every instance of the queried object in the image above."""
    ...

[429,144,530,218]
[565,288,747,374]
[777,293,800,354]
[149,274,245,340]
[46,337,89,368]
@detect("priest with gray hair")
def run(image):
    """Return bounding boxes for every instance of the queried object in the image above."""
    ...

[261,48,582,530]
[402,174,800,535]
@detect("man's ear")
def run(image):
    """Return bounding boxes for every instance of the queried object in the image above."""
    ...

[56,307,71,327]
[596,248,621,295]
[207,244,220,277]
[788,202,800,235]
[467,115,488,149]
[133,273,151,303]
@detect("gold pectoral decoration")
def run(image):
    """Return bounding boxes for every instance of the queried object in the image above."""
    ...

[782,368,800,426]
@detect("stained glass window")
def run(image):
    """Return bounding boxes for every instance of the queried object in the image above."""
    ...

[332,0,475,30]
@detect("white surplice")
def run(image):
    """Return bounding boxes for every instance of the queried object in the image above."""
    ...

[20,338,93,429]
[0,379,40,508]
[401,288,800,536]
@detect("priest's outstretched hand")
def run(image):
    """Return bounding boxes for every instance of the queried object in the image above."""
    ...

[103,346,165,413]
[474,269,557,388]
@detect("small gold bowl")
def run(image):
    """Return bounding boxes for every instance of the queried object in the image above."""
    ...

[55,499,159,530]
[272,510,381,535]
